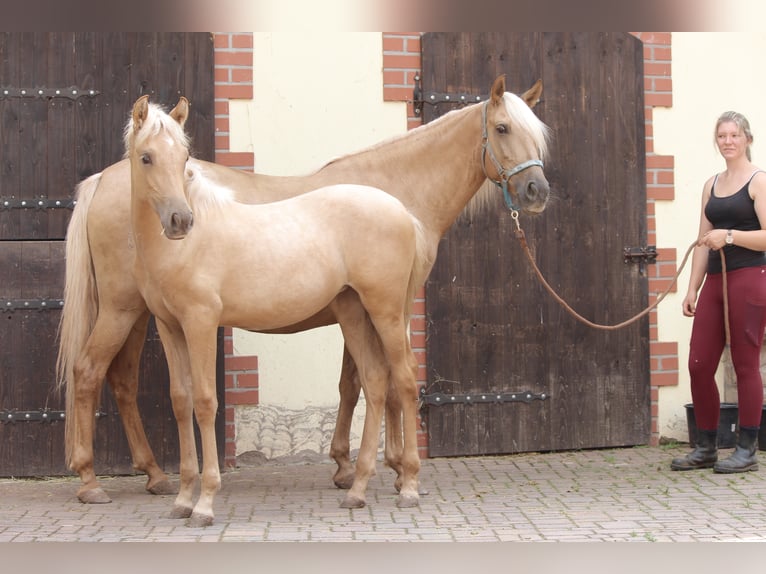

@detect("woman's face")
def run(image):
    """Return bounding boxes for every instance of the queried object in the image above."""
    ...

[716,120,750,160]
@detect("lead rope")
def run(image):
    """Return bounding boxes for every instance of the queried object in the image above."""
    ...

[510,211,731,344]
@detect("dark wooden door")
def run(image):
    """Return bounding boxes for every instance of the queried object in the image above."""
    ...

[423,32,650,456]
[0,32,221,476]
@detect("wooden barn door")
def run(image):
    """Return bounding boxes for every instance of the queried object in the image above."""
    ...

[0,33,221,476]
[422,32,650,456]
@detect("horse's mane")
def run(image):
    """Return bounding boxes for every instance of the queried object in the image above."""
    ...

[122,101,190,159]
[185,163,236,214]
[319,91,549,172]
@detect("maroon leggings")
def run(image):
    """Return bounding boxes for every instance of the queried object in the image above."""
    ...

[688,265,766,430]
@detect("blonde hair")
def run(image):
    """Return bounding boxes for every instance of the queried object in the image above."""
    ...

[715,111,754,161]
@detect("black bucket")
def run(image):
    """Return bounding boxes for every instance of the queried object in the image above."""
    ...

[684,403,738,448]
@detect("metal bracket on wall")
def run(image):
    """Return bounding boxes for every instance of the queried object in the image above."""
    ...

[1,409,107,423]
[420,388,549,406]
[412,75,487,116]
[0,198,76,210]
[1,299,64,313]
[0,86,99,100]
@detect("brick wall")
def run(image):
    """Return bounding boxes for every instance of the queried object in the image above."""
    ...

[632,32,677,445]
[213,32,256,467]
[215,32,676,466]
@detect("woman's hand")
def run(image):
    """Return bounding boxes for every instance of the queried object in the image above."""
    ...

[682,291,697,317]
[699,228,727,250]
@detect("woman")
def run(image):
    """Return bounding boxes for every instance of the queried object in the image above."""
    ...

[671,111,766,473]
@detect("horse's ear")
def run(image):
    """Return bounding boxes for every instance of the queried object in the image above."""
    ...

[132,95,150,132]
[170,96,189,128]
[521,80,543,109]
[490,75,506,105]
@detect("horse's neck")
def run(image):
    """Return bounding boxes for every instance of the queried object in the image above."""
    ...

[315,105,487,237]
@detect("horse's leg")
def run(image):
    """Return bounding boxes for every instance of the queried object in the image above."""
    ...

[330,346,361,489]
[383,379,404,492]
[368,313,421,508]
[331,293,388,509]
[182,321,222,528]
[106,311,175,496]
[154,320,199,521]
[69,308,144,504]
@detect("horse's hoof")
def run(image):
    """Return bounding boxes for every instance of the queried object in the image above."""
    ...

[146,479,177,496]
[340,495,366,509]
[169,504,193,519]
[333,471,355,490]
[187,512,214,528]
[396,492,420,508]
[78,487,112,504]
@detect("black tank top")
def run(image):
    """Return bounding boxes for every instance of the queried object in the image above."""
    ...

[705,170,766,274]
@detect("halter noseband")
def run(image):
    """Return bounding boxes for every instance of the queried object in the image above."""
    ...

[480,100,544,212]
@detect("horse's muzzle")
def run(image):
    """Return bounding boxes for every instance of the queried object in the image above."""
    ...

[518,177,550,214]
[162,209,194,240]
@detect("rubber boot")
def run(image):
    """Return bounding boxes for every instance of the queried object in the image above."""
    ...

[714,426,759,473]
[670,429,718,470]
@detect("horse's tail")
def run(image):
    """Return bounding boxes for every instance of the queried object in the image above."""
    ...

[407,217,433,320]
[56,172,102,466]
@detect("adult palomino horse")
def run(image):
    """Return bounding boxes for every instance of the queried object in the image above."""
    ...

[58,75,550,504]
[127,95,424,526]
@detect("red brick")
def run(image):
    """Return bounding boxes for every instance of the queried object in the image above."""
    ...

[231,68,253,84]
[646,154,674,169]
[651,372,678,387]
[216,84,253,100]
[236,372,259,389]
[213,34,230,49]
[232,34,253,49]
[228,389,259,405]
[226,354,258,372]
[215,51,253,67]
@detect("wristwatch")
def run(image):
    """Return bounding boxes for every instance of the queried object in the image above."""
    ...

[725,229,734,245]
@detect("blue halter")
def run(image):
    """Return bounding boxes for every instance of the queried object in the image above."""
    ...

[480,100,544,212]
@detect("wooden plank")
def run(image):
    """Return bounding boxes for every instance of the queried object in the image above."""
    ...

[184,33,215,161]
[46,32,77,239]
[0,34,22,240]
[99,32,132,165]
[73,32,102,181]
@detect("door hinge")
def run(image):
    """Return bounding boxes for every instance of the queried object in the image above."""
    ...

[0,86,99,100]
[420,388,549,406]
[1,409,107,423]
[1,198,76,211]
[1,299,65,313]
[413,74,487,116]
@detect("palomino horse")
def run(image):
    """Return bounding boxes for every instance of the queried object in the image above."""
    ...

[57,75,550,504]
[127,95,424,526]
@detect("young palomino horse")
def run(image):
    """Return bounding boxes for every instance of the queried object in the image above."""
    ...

[128,94,427,526]
[57,76,550,505]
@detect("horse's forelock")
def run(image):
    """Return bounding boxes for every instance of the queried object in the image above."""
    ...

[502,92,550,161]
[122,101,190,158]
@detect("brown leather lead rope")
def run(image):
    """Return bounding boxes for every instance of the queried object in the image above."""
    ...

[511,220,730,344]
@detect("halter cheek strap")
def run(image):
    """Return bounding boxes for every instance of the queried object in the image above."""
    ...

[481,100,544,211]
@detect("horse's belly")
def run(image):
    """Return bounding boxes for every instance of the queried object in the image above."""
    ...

[219,284,345,331]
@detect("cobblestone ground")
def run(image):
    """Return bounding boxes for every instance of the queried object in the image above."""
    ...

[2,445,766,543]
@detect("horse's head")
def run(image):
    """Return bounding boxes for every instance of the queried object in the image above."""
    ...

[127,95,194,240]
[482,75,550,214]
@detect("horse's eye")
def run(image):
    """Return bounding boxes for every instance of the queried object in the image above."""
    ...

[496,124,508,135]
[141,153,152,165]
